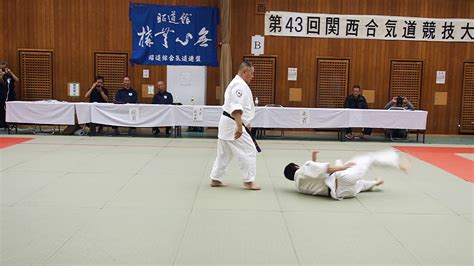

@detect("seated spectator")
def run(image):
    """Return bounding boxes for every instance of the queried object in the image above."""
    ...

[85,75,109,135]
[112,76,138,136]
[151,81,173,136]
[384,96,414,110]
[343,85,372,139]
[384,96,415,140]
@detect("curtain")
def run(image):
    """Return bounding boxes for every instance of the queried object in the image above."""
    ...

[219,0,232,104]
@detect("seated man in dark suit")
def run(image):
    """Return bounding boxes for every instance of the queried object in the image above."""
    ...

[151,81,173,136]
[113,76,138,136]
[343,85,372,139]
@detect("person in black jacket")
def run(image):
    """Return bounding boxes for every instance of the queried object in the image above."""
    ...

[151,81,173,136]
[114,76,138,104]
[0,62,19,129]
[343,85,372,139]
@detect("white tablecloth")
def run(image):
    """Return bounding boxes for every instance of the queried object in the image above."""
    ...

[6,102,428,130]
[6,101,76,125]
[349,109,428,129]
[75,102,93,124]
[262,107,350,128]
[91,103,174,127]
[173,105,266,127]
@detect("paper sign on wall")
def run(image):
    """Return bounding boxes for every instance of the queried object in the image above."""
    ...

[147,85,154,95]
[436,71,446,84]
[251,35,264,55]
[141,84,155,98]
[288,68,297,81]
[143,69,150,79]
[68,82,80,97]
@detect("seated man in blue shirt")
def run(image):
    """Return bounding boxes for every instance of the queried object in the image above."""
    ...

[113,76,138,136]
[151,81,173,136]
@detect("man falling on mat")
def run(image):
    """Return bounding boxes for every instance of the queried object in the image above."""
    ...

[283,149,410,200]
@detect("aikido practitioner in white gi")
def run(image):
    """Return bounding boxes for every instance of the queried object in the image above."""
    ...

[284,149,410,199]
[209,61,262,190]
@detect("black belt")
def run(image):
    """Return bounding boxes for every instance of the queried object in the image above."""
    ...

[223,111,262,153]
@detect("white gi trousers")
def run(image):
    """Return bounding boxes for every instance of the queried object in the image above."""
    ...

[210,130,257,182]
[334,149,401,198]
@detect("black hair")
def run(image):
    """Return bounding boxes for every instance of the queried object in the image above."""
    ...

[96,75,104,81]
[284,163,299,181]
[396,96,404,106]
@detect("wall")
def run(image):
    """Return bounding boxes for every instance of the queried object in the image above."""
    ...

[0,0,220,104]
[231,0,473,134]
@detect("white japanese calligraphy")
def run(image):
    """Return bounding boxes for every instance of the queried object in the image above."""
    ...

[137,26,154,47]
[194,27,212,47]
[157,11,192,25]
[180,13,192,24]
[176,33,193,45]
[154,27,175,48]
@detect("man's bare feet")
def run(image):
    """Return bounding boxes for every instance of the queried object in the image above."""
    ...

[243,181,261,190]
[369,177,384,190]
[375,176,384,186]
[210,180,226,187]
[399,155,411,172]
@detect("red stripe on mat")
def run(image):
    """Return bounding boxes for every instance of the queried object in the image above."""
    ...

[0,137,33,149]
[394,146,474,183]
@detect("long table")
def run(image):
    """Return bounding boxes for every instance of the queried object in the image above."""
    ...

[6,101,428,141]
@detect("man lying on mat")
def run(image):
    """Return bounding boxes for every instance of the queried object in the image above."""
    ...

[284,149,410,200]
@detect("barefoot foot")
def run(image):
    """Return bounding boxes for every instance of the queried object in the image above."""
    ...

[399,155,411,172]
[243,181,261,190]
[375,176,384,186]
[210,180,226,187]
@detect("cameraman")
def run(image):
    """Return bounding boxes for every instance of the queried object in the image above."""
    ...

[85,75,109,135]
[0,62,19,102]
[384,96,414,140]
[384,96,414,110]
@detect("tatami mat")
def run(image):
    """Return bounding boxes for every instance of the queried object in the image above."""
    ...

[1,135,472,265]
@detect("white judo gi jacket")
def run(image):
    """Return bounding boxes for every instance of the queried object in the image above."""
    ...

[218,75,255,140]
[209,74,257,182]
[294,150,401,200]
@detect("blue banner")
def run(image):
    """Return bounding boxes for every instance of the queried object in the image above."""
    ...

[130,4,219,66]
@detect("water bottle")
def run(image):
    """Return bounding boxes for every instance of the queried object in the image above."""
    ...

[191,97,195,105]
[255,96,259,106]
